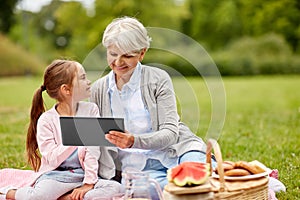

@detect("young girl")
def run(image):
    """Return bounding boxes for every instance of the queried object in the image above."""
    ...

[3,59,120,200]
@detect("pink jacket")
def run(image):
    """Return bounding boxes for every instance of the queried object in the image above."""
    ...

[27,101,100,186]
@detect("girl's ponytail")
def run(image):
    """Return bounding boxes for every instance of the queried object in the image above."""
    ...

[26,85,45,171]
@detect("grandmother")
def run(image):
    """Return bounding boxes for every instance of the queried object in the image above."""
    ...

[90,16,215,199]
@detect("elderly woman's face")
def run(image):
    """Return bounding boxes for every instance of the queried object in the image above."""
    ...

[106,45,146,78]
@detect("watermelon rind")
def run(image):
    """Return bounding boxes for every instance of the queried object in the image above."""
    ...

[169,162,210,187]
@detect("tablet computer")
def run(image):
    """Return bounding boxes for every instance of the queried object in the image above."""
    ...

[60,116,124,146]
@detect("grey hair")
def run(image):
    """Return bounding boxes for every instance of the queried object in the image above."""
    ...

[102,16,152,53]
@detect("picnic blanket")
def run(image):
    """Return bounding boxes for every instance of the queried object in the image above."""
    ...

[0,168,35,200]
[0,168,35,188]
[0,168,281,200]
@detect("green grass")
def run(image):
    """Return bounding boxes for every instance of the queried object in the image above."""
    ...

[0,75,299,199]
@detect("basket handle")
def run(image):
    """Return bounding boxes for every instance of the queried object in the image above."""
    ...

[206,138,226,191]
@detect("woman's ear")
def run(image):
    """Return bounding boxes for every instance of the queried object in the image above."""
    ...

[139,48,147,61]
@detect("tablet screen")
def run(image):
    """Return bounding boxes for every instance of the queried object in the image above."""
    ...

[60,117,124,146]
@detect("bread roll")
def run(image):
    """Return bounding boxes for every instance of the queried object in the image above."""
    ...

[235,161,265,174]
[248,160,267,174]
[215,160,267,176]
[222,161,235,171]
[214,160,235,174]
[224,168,251,176]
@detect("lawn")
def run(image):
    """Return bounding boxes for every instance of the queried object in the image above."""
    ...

[0,75,299,199]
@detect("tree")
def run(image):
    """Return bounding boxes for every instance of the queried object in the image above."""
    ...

[182,0,300,52]
[182,0,242,50]
[239,0,300,51]
[0,0,18,33]
[50,0,189,61]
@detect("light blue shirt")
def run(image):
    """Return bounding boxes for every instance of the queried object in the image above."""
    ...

[108,63,152,135]
[108,63,177,171]
[59,149,81,169]
[37,149,84,183]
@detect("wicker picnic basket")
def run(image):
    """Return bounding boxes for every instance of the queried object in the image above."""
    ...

[164,139,269,200]
[206,138,269,200]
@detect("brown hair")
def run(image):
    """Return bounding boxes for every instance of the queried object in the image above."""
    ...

[26,59,78,171]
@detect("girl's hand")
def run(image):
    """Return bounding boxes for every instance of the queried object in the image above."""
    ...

[69,183,94,200]
[105,130,134,148]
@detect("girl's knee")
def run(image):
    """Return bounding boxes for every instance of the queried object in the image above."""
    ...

[84,180,122,200]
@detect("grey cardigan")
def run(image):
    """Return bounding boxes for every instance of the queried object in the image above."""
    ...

[90,65,206,179]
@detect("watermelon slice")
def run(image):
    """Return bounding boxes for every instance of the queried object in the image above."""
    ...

[167,162,210,187]
[167,163,183,182]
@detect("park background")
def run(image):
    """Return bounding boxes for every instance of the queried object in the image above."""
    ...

[0,0,299,199]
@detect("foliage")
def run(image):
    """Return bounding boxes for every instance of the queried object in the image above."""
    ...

[213,33,300,75]
[0,0,18,33]
[143,33,300,76]
[238,0,300,51]
[5,0,300,76]
[0,76,299,199]
[8,0,188,63]
[9,1,77,63]
[182,0,242,50]
[183,0,300,52]
[0,34,45,76]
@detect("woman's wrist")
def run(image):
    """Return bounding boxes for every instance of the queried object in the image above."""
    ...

[129,135,134,148]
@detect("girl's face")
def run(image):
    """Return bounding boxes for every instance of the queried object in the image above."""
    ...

[106,45,146,80]
[72,63,91,101]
